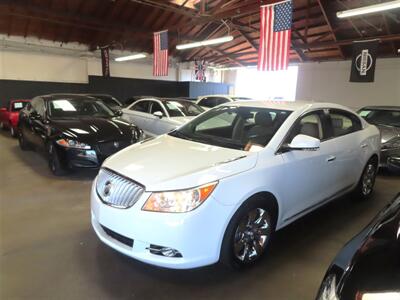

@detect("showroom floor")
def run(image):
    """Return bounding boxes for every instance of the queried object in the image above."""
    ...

[1,131,399,300]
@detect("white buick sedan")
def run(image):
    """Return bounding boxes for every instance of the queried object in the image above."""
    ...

[122,98,204,137]
[91,101,380,269]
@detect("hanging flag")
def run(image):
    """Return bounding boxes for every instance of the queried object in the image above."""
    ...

[258,0,293,71]
[195,60,207,82]
[100,47,110,77]
[350,40,379,83]
[153,30,169,76]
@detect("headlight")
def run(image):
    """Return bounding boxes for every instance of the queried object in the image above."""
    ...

[142,182,218,213]
[383,137,400,149]
[56,138,91,149]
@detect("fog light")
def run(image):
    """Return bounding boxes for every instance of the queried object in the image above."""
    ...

[147,244,182,258]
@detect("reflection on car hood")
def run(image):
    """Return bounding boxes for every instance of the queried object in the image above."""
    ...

[103,134,257,191]
[51,117,134,143]
[376,125,400,144]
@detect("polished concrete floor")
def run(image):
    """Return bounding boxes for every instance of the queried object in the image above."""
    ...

[1,131,399,300]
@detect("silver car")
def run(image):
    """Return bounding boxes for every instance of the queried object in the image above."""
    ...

[122,98,204,137]
[358,106,400,172]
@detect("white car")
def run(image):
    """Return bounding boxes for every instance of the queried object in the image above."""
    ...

[91,101,380,269]
[196,95,252,110]
[122,98,204,137]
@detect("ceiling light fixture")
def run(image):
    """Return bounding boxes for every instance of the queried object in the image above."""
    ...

[114,53,147,62]
[337,0,400,18]
[176,36,234,50]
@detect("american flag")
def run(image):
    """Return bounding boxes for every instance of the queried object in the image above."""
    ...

[195,60,206,82]
[153,30,168,76]
[258,0,293,71]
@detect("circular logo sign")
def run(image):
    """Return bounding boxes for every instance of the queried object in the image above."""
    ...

[355,53,373,73]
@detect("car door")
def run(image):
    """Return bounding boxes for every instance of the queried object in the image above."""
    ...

[327,109,364,189]
[147,101,169,136]
[122,100,151,133]
[29,98,47,149]
[278,110,341,221]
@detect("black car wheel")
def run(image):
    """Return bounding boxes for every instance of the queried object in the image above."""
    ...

[220,197,275,269]
[48,144,66,176]
[354,157,378,200]
[18,131,31,151]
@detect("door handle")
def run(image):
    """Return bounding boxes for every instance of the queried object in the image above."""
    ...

[326,156,336,162]
[361,143,368,148]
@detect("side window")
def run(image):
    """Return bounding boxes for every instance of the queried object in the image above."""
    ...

[150,102,166,116]
[329,110,362,137]
[131,101,150,113]
[286,111,324,143]
[216,98,230,105]
[199,97,217,108]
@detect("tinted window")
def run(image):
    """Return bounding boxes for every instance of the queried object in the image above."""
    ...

[330,110,362,137]
[216,98,230,105]
[131,101,150,113]
[358,109,400,128]
[287,111,324,143]
[164,100,204,117]
[198,97,218,108]
[170,106,291,151]
[150,102,165,116]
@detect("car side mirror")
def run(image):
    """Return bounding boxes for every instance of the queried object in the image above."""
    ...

[287,134,320,151]
[153,111,163,119]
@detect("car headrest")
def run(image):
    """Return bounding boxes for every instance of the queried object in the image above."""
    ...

[332,118,343,128]
[254,112,273,127]
[300,122,319,139]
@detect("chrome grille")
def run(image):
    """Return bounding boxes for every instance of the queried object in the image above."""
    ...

[96,168,144,208]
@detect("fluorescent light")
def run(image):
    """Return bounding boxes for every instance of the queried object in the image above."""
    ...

[337,0,400,18]
[176,36,234,50]
[114,53,147,62]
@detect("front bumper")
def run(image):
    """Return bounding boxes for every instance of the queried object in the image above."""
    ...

[90,178,232,269]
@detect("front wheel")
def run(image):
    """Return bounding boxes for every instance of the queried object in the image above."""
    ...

[48,144,66,176]
[220,198,275,269]
[354,158,378,200]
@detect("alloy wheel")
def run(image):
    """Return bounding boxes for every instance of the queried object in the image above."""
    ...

[362,163,376,196]
[233,208,270,263]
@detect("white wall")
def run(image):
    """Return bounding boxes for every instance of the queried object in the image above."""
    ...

[296,58,400,110]
[0,50,179,83]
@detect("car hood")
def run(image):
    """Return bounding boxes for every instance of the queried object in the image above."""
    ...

[51,117,135,143]
[376,124,400,143]
[102,134,257,191]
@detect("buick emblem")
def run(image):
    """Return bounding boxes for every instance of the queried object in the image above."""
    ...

[103,180,112,197]
[113,141,120,148]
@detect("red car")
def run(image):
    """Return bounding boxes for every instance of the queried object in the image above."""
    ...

[0,99,31,137]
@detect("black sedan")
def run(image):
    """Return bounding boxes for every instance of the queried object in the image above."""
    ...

[358,106,400,173]
[18,94,143,175]
[316,193,400,300]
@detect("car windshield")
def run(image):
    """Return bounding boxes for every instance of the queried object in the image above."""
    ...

[91,95,121,109]
[358,109,400,128]
[48,98,115,119]
[11,101,29,112]
[164,100,204,117]
[169,106,291,151]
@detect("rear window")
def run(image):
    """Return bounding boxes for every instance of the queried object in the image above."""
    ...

[11,101,29,112]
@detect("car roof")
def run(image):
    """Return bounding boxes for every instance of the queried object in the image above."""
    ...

[40,94,98,101]
[359,106,400,111]
[138,97,199,105]
[223,100,354,112]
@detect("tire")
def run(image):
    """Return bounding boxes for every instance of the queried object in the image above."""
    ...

[18,130,31,151]
[354,157,378,200]
[10,126,17,137]
[48,143,66,176]
[220,197,276,269]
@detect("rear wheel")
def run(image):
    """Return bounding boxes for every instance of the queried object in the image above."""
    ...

[354,157,378,200]
[10,126,17,137]
[220,197,275,269]
[18,130,31,151]
[48,143,66,176]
